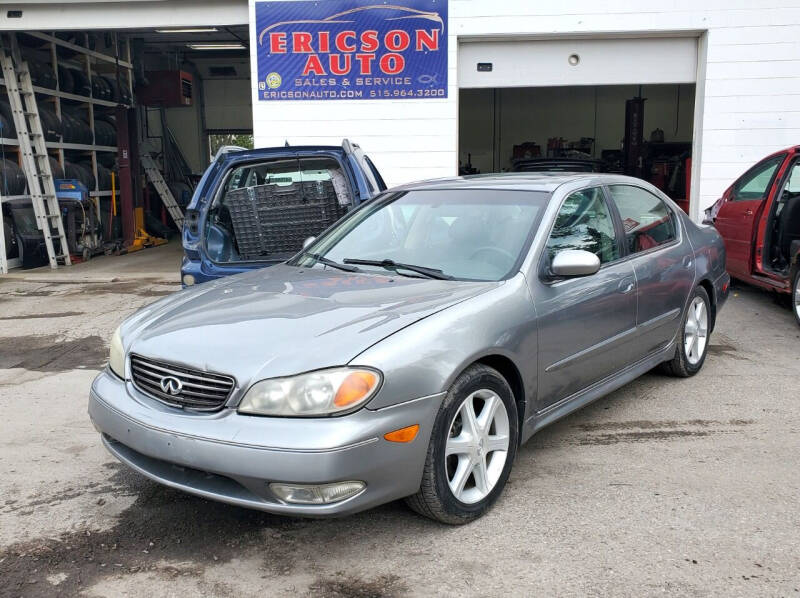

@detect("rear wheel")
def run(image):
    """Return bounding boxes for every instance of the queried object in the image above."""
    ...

[406,364,518,524]
[792,268,800,327]
[662,285,711,377]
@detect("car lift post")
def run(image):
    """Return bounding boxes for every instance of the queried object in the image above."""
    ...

[116,107,136,248]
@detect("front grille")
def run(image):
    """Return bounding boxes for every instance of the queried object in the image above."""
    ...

[130,354,235,412]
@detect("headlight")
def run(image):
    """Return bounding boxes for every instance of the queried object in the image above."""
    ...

[108,326,125,378]
[238,368,381,417]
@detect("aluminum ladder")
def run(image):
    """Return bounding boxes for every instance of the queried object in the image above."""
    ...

[0,189,7,274]
[140,152,184,229]
[0,32,70,269]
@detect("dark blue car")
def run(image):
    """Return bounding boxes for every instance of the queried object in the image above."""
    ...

[181,140,386,285]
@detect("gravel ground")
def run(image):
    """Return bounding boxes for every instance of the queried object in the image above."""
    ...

[1,248,799,597]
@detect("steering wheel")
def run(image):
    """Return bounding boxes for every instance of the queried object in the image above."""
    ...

[470,246,515,269]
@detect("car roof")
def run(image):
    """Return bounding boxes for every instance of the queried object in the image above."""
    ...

[224,145,347,161]
[391,172,649,193]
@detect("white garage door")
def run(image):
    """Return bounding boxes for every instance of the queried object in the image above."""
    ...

[459,37,698,88]
[2,0,247,31]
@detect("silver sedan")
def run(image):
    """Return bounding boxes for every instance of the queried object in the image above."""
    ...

[89,173,729,524]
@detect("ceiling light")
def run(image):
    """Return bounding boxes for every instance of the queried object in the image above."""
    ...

[186,43,246,50]
[156,27,219,33]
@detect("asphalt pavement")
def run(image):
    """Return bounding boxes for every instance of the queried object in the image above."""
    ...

[1,245,798,597]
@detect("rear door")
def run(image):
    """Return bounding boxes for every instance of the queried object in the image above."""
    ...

[606,184,694,353]
[714,154,786,278]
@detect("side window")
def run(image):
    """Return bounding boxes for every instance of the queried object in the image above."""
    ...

[608,185,676,254]
[784,161,800,193]
[776,160,800,221]
[546,187,620,264]
[732,156,783,201]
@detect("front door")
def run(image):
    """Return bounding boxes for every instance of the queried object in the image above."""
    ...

[534,186,637,410]
[714,154,785,278]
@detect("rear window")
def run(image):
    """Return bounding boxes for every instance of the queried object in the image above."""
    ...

[206,157,353,263]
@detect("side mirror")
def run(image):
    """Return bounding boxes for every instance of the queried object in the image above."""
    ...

[550,249,601,277]
[302,236,316,250]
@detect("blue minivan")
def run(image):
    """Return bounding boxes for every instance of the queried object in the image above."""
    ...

[181,140,386,285]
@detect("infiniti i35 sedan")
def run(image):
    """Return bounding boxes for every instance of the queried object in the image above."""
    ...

[89,173,730,524]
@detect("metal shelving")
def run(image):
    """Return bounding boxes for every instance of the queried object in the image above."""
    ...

[1,31,134,268]
[0,78,127,108]
[0,137,117,152]
[25,32,133,69]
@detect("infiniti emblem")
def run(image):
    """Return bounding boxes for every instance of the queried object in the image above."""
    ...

[160,375,183,396]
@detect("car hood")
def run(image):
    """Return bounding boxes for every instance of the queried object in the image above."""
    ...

[123,264,496,389]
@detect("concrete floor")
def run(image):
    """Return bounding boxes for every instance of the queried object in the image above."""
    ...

[2,241,183,284]
[1,254,798,597]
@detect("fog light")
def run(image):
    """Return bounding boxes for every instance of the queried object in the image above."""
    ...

[269,481,365,505]
[182,274,196,286]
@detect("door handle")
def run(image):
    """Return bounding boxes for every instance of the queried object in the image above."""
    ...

[744,209,753,216]
[682,256,693,269]
[618,278,635,294]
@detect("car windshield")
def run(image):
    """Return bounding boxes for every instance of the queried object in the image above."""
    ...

[289,189,549,281]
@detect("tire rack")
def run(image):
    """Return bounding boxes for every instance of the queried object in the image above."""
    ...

[0,31,133,268]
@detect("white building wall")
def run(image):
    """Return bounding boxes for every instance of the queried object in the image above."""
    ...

[250,0,800,216]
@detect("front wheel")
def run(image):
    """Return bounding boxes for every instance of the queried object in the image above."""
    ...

[406,364,518,524]
[662,285,711,377]
[792,268,800,327]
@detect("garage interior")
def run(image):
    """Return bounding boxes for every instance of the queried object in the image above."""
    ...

[0,26,252,272]
[457,37,699,214]
[459,83,696,209]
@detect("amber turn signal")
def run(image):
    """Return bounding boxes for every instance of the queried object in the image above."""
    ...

[384,424,420,443]
[333,371,378,407]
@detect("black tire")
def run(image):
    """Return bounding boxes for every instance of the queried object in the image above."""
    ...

[405,364,518,525]
[662,285,712,377]
[58,65,75,94]
[792,268,800,327]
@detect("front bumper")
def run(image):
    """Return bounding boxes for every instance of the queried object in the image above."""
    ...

[89,370,443,516]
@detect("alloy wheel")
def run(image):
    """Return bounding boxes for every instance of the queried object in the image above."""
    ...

[794,277,800,321]
[684,296,709,365]
[445,389,510,504]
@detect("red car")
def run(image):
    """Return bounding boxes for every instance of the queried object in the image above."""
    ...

[706,146,800,325]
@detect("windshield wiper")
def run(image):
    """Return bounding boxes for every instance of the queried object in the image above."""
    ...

[343,258,452,280]
[300,252,360,273]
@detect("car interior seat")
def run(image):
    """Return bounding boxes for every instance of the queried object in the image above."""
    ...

[777,192,800,262]
[449,213,486,250]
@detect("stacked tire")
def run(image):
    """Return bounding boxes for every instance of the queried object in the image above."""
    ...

[49,156,65,180]
[63,160,96,190]
[38,106,63,142]
[95,163,112,190]
[92,76,114,101]
[60,109,92,144]
[93,117,116,146]
[103,76,131,105]
[0,159,26,196]
[26,57,57,89]
[0,101,16,139]
[57,65,75,94]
